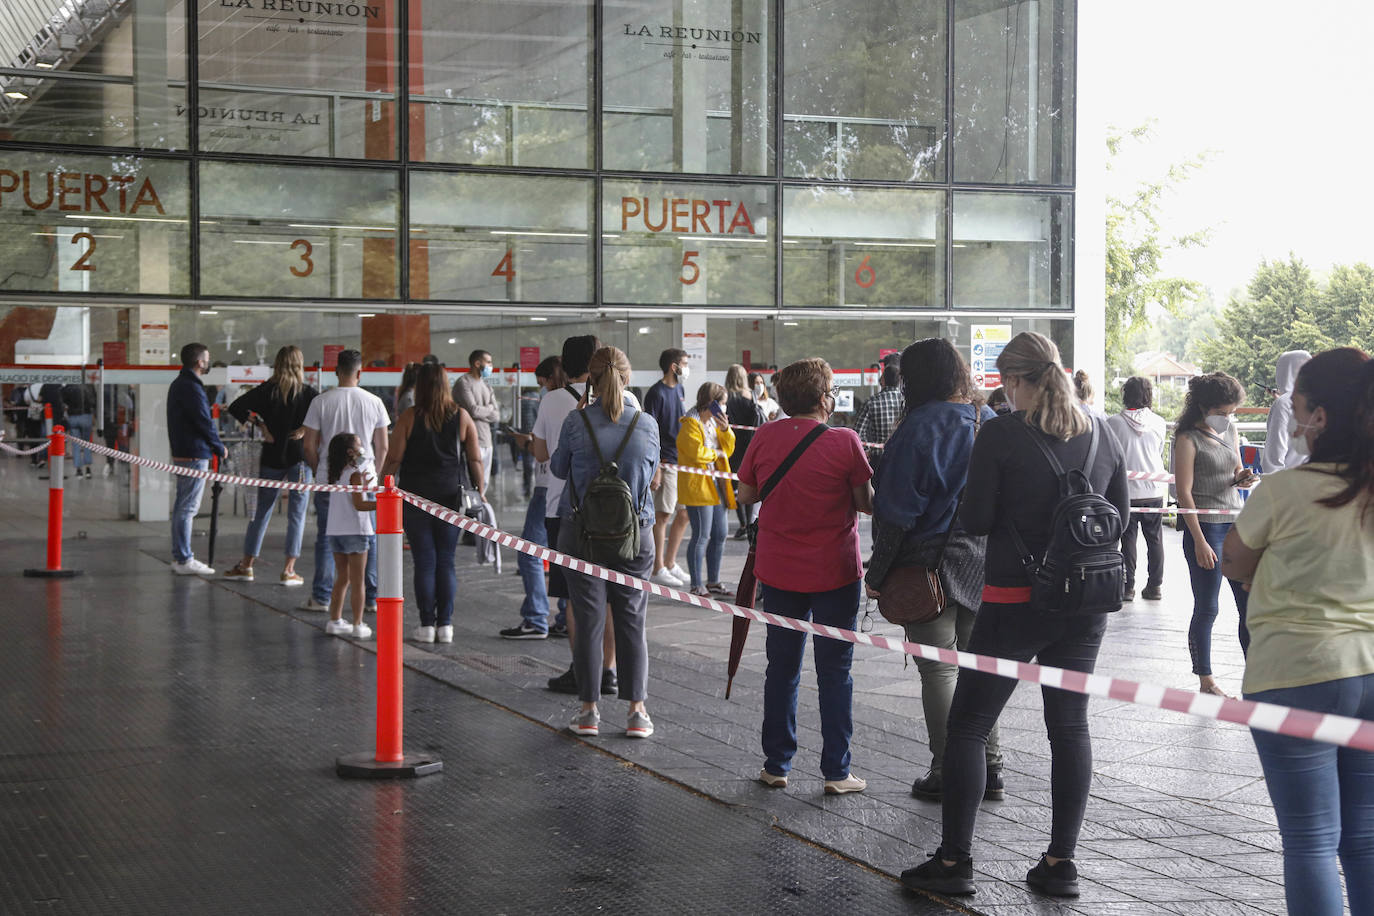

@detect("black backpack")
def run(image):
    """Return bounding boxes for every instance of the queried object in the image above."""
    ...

[1008,419,1125,615]
[566,409,644,568]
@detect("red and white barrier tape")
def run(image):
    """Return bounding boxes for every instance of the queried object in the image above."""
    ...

[662,461,740,482]
[42,435,1362,749]
[0,439,51,456]
[69,438,375,493]
[395,491,1370,751]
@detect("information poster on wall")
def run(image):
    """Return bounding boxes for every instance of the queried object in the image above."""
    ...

[138,305,170,364]
[682,315,707,377]
[970,325,1011,389]
[519,346,540,371]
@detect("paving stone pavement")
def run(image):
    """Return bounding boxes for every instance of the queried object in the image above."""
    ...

[0,458,1297,914]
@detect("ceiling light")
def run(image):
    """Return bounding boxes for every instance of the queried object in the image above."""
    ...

[529,316,547,322]
[447,337,456,344]
[35,62,54,70]
[357,313,376,318]
[637,326,651,335]
[4,91,29,100]
[200,310,218,315]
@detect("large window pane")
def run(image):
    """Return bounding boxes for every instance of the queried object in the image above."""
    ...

[954,0,1075,184]
[0,150,189,295]
[783,0,944,182]
[410,2,592,168]
[783,186,943,308]
[199,162,398,299]
[0,0,186,149]
[952,191,1070,310]
[603,0,774,174]
[410,172,592,303]
[604,179,774,305]
[196,1,398,159]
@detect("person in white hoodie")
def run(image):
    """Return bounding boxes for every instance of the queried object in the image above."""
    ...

[1106,377,1168,601]
[1262,350,1313,473]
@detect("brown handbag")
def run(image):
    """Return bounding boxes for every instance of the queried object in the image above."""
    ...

[876,408,981,627]
[877,564,946,626]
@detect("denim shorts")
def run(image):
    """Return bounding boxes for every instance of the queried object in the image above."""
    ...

[328,534,373,555]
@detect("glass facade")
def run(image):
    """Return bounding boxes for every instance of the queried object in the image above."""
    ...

[0,0,1078,360]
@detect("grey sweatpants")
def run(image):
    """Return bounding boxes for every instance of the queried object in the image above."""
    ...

[560,523,655,704]
[905,601,1004,774]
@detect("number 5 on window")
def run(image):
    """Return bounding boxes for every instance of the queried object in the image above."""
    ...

[679,250,700,286]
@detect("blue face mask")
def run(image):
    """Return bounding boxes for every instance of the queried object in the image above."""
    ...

[479,365,492,380]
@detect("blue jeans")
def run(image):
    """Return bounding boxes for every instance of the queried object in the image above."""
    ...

[1182,521,1250,675]
[402,502,459,627]
[171,459,208,563]
[515,487,550,632]
[760,579,862,781]
[67,414,93,470]
[685,502,727,588]
[312,491,377,605]
[1248,675,1374,916]
[243,463,310,559]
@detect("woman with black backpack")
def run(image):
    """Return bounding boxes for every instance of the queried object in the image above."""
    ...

[550,346,660,740]
[902,331,1129,900]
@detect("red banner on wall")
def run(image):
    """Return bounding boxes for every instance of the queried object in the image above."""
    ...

[519,346,540,372]
[323,344,344,370]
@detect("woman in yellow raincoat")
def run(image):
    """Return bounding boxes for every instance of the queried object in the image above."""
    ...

[677,382,736,596]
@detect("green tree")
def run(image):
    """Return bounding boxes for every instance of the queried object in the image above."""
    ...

[1105,124,1211,368]
[1195,255,1332,399]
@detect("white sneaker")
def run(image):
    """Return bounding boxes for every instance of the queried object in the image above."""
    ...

[667,564,690,584]
[651,568,683,588]
[352,622,372,640]
[412,625,436,643]
[172,558,215,576]
[325,619,354,636]
[436,625,453,644]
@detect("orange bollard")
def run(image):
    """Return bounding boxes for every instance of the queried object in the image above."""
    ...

[25,426,81,579]
[43,402,52,438]
[336,475,441,779]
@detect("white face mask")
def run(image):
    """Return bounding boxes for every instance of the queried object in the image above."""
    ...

[677,364,691,381]
[753,385,765,399]
[1204,414,1231,434]
[1290,418,1321,457]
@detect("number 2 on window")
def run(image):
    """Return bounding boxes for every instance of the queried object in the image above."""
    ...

[290,238,314,278]
[70,232,96,272]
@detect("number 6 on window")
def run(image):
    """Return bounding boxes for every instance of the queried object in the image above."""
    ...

[854,254,876,289]
[680,250,700,286]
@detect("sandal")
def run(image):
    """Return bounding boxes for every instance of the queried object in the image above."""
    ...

[706,582,733,596]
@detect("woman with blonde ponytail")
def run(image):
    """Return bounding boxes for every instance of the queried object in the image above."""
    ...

[550,347,661,739]
[904,332,1129,899]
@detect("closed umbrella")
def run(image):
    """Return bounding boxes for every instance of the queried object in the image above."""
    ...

[207,453,224,568]
[724,540,759,699]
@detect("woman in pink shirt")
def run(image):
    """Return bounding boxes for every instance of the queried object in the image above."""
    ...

[738,358,874,795]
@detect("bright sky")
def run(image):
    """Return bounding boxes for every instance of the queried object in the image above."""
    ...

[1101,1,1374,299]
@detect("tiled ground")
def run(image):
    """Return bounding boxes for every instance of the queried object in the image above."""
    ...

[0,455,1293,914]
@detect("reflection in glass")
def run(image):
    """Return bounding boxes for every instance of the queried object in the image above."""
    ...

[410,1,592,168]
[603,0,775,175]
[410,172,592,303]
[954,0,1075,184]
[196,0,398,159]
[783,0,945,182]
[603,179,774,306]
[952,192,1071,310]
[782,186,943,308]
[0,150,189,295]
[199,162,398,299]
[0,0,187,149]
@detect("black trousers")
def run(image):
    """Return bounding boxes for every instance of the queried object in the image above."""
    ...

[941,603,1109,862]
[1122,497,1165,593]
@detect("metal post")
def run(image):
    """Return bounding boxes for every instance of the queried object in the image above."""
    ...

[25,427,81,579]
[337,476,442,779]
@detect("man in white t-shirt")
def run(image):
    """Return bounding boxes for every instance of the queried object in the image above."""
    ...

[299,349,391,611]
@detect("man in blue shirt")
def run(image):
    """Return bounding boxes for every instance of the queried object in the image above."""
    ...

[642,348,691,587]
[167,342,226,575]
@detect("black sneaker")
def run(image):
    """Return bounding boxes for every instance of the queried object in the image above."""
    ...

[984,768,1005,801]
[499,622,548,640]
[547,666,579,694]
[601,669,618,697]
[911,771,942,801]
[1026,855,1079,897]
[548,622,569,638]
[900,850,975,896]
[1141,585,1163,600]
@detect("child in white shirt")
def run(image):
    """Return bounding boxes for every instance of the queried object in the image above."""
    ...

[324,432,377,639]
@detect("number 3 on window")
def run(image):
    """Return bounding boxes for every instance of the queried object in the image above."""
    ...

[290,238,314,278]
[679,250,700,285]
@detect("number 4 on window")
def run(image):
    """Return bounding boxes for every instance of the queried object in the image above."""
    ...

[493,250,515,282]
